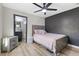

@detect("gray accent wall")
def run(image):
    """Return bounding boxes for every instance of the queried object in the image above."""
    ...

[45,7,79,46]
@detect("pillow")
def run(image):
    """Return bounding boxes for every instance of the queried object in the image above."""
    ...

[34,29,46,34]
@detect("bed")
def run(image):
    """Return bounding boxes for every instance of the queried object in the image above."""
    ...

[32,25,68,55]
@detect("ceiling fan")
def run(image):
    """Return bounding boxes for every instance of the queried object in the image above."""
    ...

[33,3,57,15]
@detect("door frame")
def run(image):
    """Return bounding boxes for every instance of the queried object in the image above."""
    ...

[13,14,27,42]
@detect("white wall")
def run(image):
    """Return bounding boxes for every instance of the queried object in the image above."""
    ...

[3,7,45,43]
[0,4,2,40]
[0,4,3,51]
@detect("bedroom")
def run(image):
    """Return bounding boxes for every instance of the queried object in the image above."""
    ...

[0,3,79,56]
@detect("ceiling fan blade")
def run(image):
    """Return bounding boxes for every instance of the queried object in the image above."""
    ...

[47,8,57,11]
[46,3,52,8]
[44,12,46,15]
[33,3,42,8]
[34,10,42,13]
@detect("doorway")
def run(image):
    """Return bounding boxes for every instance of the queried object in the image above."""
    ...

[14,14,27,42]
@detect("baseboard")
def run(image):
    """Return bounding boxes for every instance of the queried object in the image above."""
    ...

[68,44,79,49]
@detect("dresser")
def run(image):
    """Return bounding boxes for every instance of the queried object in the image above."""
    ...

[1,36,18,52]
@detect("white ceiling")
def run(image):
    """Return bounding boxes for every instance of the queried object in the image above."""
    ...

[2,3,79,18]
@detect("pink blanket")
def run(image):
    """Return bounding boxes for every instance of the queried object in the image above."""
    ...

[33,33,66,50]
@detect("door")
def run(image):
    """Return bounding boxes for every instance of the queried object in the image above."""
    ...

[14,14,27,42]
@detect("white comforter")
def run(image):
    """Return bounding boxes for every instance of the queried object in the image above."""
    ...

[33,33,66,50]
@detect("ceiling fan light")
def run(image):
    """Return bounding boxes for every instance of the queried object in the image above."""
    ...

[41,9,47,12]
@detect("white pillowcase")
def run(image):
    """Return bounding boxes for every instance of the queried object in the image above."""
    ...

[34,29,46,35]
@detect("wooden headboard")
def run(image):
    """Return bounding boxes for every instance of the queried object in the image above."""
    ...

[32,25,45,36]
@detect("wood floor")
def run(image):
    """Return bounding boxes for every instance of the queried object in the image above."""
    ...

[0,42,79,56]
